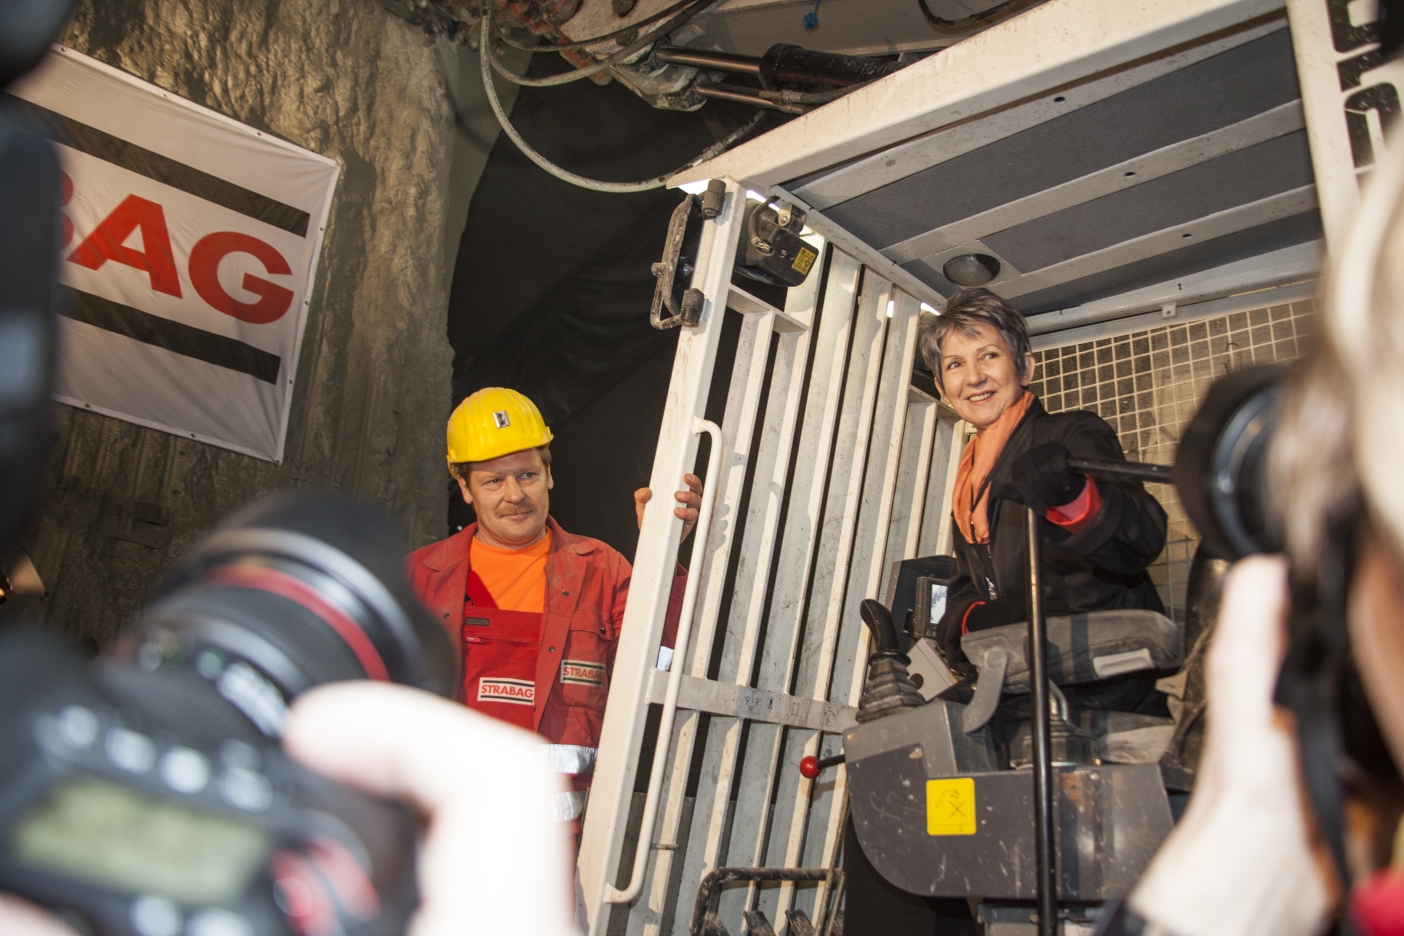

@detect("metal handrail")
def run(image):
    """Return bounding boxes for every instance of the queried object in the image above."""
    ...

[605,417,723,905]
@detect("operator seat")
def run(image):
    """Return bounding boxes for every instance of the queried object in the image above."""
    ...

[958,609,1182,735]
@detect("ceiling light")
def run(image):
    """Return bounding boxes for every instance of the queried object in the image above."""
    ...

[678,179,710,194]
[886,298,895,318]
[920,302,938,314]
[942,254,1001,287]
[746,189,767,202]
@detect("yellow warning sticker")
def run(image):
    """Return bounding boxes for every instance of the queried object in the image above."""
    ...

[926,778,977,836]
[792,247,817,274]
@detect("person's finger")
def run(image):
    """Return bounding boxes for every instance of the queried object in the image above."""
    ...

[676,474,704,529]
[1129,554,1335,936]
[635,488,651,530]
[0,895,79,936]
[283,683,576,936]
[1204,555,1291,765]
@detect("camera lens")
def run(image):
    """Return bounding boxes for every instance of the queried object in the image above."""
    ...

[1173,364,1287,560]
[110,492,456,735]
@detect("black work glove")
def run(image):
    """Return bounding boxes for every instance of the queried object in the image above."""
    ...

[938,597,1026,664]
[993,441,1084,515]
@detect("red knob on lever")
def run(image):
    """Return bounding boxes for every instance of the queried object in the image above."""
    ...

[798,753,844,779]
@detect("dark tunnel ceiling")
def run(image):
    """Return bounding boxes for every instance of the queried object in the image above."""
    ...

[782,25,1320,315]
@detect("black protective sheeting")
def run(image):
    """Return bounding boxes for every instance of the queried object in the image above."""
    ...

[1005,210,1322,315]
[447,54,782,554]
[982,131,1315,271]
[820,27,1299,250]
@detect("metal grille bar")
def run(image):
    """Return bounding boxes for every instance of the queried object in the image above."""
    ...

[580,182,966,935]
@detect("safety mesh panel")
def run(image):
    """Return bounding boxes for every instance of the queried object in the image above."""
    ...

[1027,298,1317,621]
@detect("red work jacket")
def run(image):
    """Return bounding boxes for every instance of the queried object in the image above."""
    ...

[406,517,683,752]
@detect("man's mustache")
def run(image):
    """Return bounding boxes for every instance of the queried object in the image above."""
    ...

[496,504,536,517]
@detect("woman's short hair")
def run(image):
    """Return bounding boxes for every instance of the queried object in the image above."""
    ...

[918,287,1034,388]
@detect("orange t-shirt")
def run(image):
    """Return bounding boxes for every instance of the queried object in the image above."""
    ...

[470,533,550,613]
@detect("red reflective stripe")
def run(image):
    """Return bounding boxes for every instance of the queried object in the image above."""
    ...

[1045,477,1101,533]
[207,566,391,682]
[961,601,986,635]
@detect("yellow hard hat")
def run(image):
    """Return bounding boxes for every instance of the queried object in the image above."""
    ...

[446,387,553,468]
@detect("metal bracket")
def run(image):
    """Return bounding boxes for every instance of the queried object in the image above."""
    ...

[689,867,844,936]
[651,193,708,329]
[962,646,1007,733]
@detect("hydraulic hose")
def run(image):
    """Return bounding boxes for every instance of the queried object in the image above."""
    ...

[696,84,801,114]
[760,81,872,104]
[478,14,764,193]
[654,46,763,76]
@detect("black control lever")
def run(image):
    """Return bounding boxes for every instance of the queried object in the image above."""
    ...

[859,598,902,655]
[1067,456,1172,485]
[856,599,924,722]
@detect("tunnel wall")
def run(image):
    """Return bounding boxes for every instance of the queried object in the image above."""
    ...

[1,0,459,647]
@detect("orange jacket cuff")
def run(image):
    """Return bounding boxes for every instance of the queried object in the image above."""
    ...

[1045,478,1100,533]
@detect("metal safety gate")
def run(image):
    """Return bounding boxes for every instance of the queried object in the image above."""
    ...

[573,0,1393,932]
[577,180,964,935]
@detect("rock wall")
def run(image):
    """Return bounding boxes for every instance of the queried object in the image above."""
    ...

[1,0,458,646]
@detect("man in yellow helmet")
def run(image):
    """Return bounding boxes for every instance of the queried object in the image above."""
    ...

[406,387,699,824]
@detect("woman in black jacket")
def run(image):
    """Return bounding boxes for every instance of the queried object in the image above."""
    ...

[923,288,1168,670]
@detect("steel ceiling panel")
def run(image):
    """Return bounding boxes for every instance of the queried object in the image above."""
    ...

[983,130,1314,271]
[822,28,1299,250]
[996,211,1322,313]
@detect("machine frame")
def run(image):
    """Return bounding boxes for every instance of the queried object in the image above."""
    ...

[579,0,1386,932]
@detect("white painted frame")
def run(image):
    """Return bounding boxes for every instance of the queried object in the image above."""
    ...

[579,2,1364,932]
[579,195,966,934]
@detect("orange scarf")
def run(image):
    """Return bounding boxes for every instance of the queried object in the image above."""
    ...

[952,392,1035,545]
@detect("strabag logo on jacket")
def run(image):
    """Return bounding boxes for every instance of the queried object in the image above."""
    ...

[561,660,605,687]
[478,677,535,705]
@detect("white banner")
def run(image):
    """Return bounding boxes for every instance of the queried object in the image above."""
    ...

[8,46,340,462]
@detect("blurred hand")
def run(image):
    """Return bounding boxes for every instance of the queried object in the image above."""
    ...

[0,684,578,936]
[634,473,704,541]
[1128,555,1338,936]
[282,683,577,936]
[0,895,78,936]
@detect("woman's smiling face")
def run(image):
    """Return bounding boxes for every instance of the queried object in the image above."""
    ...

[937,321,1035,431]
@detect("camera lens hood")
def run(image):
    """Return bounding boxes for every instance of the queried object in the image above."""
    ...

[1173,364,1287,561]
[137,492,457,701]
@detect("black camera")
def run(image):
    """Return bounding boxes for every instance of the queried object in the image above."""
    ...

[0,493,458,936]
[1173,363,1287,561]
[1175,362,1404,894]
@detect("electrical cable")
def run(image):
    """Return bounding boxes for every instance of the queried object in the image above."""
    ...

[491,0,702,52]
[478,12,765,193]
[484,0,713,87]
